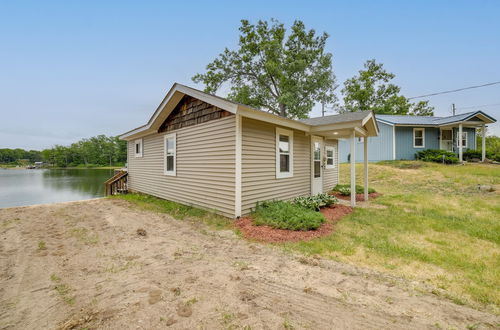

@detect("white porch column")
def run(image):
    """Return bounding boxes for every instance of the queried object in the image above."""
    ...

[364,136,369,201]
[458,123,463,162]
[350,130,356,207]
[482,124,486,162]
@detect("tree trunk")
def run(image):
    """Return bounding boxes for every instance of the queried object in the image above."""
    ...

[279,103,286,117]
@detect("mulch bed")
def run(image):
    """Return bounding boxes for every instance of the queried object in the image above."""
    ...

[330,192,381,202]
[234,204,353,243]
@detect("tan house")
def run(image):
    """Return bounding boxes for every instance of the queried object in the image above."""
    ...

[119,83,379,218]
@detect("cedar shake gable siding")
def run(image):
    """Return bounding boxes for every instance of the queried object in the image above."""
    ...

[158,95,233,133]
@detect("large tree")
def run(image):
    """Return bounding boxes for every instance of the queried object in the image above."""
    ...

[192,19,337,119]
[341,59,434,116]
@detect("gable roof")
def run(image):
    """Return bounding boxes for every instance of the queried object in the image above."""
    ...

[377,111,496,126]
[120,83,379,140]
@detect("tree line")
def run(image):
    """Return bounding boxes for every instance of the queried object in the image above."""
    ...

[0,149,42,164]
[0,135,127,167]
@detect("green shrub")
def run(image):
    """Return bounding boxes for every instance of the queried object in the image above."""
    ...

[464,149,500,162]
[332,184,375,196]
[415,149,459,164]
[292,193,338,211]
[463,149,482,161]
[253,200,325,231]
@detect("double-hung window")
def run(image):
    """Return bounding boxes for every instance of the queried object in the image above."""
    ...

[164,133,176,176]
[457,131,468,148]
[134,139,143,158]
[325,146,336,169]
[413,128,425,148]
[276,128,293,179]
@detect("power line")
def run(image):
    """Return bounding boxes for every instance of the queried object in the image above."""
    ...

[456,102,500,110]
[408,81,500,100]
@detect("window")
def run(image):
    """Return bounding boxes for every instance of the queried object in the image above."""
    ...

[313,142,321,178]
[134,139,143,157]
[276,128,293,178]
[326,146,336,169]
[164,133,176,176]
[457,131,468,148]
[413,128,425,148]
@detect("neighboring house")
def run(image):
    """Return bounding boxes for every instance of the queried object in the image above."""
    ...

[339,111,497,162]
[119,83,379,218]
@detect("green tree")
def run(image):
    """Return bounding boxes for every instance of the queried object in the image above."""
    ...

[0,148,41,164]
[192,19,337,119]
[2,135,127,167]
[341,59,434,116]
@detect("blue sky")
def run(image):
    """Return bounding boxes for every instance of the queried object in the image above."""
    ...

[1,0,499,150]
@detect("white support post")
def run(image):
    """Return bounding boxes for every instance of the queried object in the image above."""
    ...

[482,124,486,162]
[364,136,369,201]
[458,124,463,163]
[350,130,356,207]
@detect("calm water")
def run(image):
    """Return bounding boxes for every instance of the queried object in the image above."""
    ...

[0,168,115,208]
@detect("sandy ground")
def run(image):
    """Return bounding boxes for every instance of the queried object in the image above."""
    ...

[0,199,498,330]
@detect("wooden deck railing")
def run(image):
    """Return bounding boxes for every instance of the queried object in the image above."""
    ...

[104,170,128,196]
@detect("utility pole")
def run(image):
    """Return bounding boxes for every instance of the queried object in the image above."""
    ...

[452,103,456,116]
[322,102,325,117]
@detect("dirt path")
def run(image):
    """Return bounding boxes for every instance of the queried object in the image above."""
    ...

[0,199,498,329]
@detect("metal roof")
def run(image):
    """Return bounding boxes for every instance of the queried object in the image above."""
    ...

[376,111,496,126]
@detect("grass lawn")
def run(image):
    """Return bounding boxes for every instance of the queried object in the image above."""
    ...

[282,161,500,312]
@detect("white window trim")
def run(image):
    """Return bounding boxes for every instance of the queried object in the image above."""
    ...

[413,128,425,148]
[325,146,336,169]
[276,127,293,179]
[164,133,176,176]
[457,131,468,148]
[134,139,143,158]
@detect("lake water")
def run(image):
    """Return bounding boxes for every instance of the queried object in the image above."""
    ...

[0,168,115,208]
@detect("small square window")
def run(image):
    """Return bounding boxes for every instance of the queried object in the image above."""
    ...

[326,146,336,169]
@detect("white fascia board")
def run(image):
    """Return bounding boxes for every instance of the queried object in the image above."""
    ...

[376,118,395,126]
[310,120,363,134]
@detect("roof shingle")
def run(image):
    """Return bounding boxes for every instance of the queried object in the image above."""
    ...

[299,111,373,125]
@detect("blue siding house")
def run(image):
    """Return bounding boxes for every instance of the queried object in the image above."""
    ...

[339,111,496,162]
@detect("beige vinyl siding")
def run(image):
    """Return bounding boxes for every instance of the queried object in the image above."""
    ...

[241,117,310,215]
[323,139,339,192]
[127,116,236,217]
